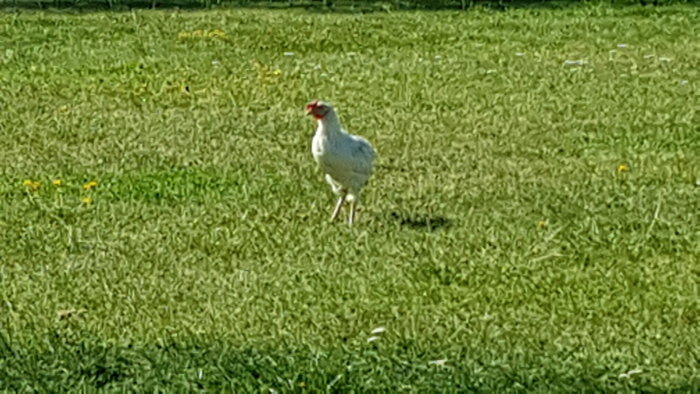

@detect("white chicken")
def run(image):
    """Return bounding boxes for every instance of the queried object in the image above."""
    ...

[306,100,376,225]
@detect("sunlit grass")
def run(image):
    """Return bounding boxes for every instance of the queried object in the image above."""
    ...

[0,3,698,391]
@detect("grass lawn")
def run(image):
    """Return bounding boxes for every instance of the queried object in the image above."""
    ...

[0,2,698,391]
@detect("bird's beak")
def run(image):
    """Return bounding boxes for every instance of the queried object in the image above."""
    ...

[306,100,319,116]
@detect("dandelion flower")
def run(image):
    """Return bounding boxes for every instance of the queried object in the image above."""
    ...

[208,29,226,38]
[81,196,93,205]
[538,220,547,229]
[617,164,630,173]
[52,179,62,186]
[83,180,98,190]
[23,179,41,191]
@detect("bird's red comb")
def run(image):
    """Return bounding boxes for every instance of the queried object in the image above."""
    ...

[306,100,320,116]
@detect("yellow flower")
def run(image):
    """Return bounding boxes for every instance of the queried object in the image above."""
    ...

[617,164,630,173]
[272,68,283,76]
[179,29,226,40]
[52,179,62,186]
[23,179,41,191]
[537,220,547,229]
[83,180,98,190]
[81,196,93,205]
[208,28,227,38]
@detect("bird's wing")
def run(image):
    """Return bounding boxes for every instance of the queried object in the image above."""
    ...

[349,137,376,175]
[322,135,375,178]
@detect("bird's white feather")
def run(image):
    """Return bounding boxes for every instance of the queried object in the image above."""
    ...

[311,105,376,202]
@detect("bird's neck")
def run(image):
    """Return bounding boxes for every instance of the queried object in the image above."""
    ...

[317,112,343,138]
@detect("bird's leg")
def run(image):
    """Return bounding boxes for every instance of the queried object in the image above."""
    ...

[348,199,357,226]
[330,195,346,222]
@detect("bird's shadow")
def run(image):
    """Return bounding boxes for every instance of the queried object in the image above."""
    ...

[389,212,451,231]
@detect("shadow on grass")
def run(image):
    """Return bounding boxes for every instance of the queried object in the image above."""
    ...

[389,211,451,231]
[0,0,686,13]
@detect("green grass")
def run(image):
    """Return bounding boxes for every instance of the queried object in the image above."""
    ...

[1,3,698,391]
